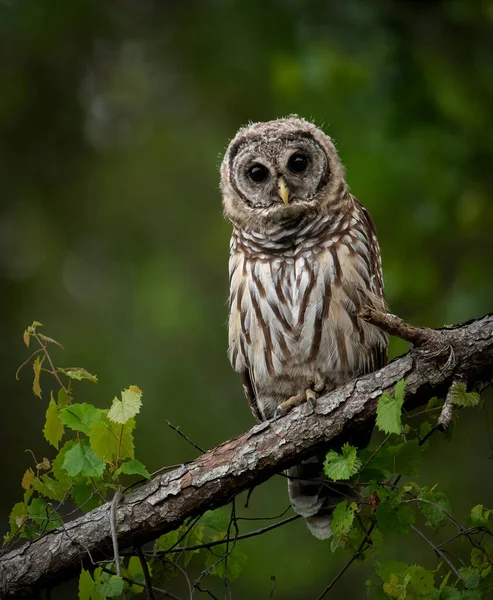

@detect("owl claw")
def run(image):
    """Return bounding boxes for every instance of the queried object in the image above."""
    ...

[274,388,319,419]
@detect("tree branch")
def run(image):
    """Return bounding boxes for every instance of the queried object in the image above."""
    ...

[1,313,493,598]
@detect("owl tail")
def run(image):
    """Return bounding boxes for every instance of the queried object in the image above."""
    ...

[287,454,356,540]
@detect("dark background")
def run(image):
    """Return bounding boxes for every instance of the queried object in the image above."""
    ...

[1,1,493,598]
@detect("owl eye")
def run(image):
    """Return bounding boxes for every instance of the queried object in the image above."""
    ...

[248,163,269,183]
[288,153,309,173]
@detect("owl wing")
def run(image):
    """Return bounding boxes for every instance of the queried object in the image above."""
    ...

[353,196,389,374]
[241,369,263,423]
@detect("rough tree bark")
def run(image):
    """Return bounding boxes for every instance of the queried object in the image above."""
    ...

[1,313,492,599]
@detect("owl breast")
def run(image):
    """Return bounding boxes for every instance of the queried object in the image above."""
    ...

[228,220,386,419]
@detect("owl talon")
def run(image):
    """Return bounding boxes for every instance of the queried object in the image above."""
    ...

[274,392,306,419]
[305,388,318,414]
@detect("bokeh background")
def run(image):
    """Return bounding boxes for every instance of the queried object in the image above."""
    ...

[1,1,493,598]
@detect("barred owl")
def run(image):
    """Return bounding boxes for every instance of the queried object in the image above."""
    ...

[220,116,388,539]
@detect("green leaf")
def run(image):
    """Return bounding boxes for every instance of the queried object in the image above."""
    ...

[419,488,451,528]
[324,443,361,481]
[154,529,182,553]
[99,575,124,597]
[470,504,491,527]
[405,564,435,594]
[459,567,481,590]
[52,441,76,486]
[116,459,150,479]
[127,555,152,592]
[89,415,135,463]
[58,367,98,383]
[57,388,71,408]
[27,497,63,534]
[108,386,143,424]
[63,439,106,478]
[366,440,422,477]
[32,355,44,398]
[59,403,102,435]
[43,394,64,449]
[4,502,28,545]
[376,380,407,434]
[204,543,247,581]
[330,501,357,552]
[448,382,481,407]
[440,587,462,600]
[31,475,69,502]
[79,570,95,600]
[200,509,230,536]
[376,501,415,537]
[71,482,103,513]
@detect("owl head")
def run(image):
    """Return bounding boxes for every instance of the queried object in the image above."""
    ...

[220,116,348,233]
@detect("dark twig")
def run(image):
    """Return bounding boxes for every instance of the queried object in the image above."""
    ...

[136,546,156,600]
[102,566,181,599]
[166,420,205,454]
[161,514,301,555]
[410,525,462,581]
[316,522,376,599]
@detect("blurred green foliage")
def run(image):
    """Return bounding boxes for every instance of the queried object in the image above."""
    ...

[1,1,493,598]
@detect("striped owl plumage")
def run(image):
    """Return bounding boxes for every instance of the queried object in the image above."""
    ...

[221,117,388,539]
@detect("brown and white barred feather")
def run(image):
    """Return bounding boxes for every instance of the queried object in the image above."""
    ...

[228,196,387,538]
[222,117,387,539]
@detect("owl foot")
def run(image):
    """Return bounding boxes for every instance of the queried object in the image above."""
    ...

[274,388,319,419]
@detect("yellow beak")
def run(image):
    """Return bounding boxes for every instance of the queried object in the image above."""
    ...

[277,177,289,205]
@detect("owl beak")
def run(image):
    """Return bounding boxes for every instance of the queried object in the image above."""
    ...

[277,177,290,205]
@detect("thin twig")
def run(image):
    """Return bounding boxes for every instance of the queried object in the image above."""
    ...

[160,514,301,555]
[170,560,193,600]
[410,525,462,581]
[166,420,205,454]
[102,566,181,599]
[316,522,376,599]
[110,490,123,577]
[136,546,156,600]
[33,332,69,394]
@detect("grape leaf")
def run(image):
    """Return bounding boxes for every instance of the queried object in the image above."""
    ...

[31,475,69,502]
[200,509,230,536]
[52,441,76,486]
[63,439,106,478]
[448,382,481,407]
[419,488,451,527]
[324,443,361,481]
[4,502,28,545]
[71,483,103,513]
[470,504,491,527]
[99,575,124,597]
[108,386,143,424]
[58,367,98,383]
[376,501,415,536]
[21,468,34,490]
[127,555,152,592]
[32,356,44,398]
[79,569,94,600]
[43,394,64,449]
[330,500,357,552]
[376,380,407,434]
[59,403,102,435]
[205,543,247,581]
[89,415,135,462]
[116,459,150,479]
[57,388,71,408]
[459,567,481,590]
